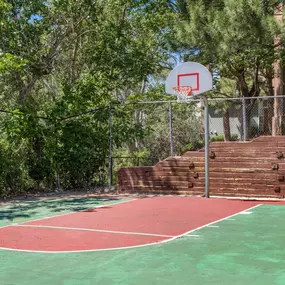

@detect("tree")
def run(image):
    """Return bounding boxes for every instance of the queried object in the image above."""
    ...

[0,0,177,196]
[175,0,285,138]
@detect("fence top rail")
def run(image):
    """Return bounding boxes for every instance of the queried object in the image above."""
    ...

[1,95,285,121]
[208,95,285,101]
[111,95,285,106]
[111,156,140,159]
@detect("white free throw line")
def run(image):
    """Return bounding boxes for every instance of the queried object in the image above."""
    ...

[14,224,175,238]
[0,203,262,254]
[0,198,137,229]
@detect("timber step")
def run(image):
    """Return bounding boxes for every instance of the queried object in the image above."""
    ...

[117,136,285,198]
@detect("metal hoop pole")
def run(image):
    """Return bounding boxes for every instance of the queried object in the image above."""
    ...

[169,102,174,156]
[202,96,210,198]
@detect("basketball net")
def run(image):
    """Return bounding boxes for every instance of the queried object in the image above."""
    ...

[172,86,193,102]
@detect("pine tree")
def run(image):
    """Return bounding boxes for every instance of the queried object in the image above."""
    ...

[176,0,285,138]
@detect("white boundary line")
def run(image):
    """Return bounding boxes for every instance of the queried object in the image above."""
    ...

[184,234,200,238]
[210,195,285,201]
[0,203,262,254]
[14,224,174,238]
[0,198,136,230]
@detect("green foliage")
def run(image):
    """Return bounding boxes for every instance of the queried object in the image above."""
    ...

[175,0,285,140]
[53,119,108,188]
[176,0,284,97]
[0,0,177,197]
[182,140,204,153]
[211,134,239,142]
[134,100,203,162]
[210,135,224,142]
[0,139,29,197]
[0,53,28,73]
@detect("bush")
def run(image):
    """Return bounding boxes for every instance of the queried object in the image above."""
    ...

[0,140,28,198]
[211,134,239,142]
[211,135,224,142]
[182,140,204,153]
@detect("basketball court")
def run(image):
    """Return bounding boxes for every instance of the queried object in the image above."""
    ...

[1,62,285,284]
[1,195,285,285]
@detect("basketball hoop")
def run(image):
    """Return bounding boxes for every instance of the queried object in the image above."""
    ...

[172,86,193,102]
[165,62,213,198]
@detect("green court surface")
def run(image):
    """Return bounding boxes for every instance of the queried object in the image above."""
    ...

[1,198,285,285]
[0,196,128,227]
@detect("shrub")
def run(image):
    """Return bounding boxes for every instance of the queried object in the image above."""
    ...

[211,135,224,142]
[182,140,204,153]
[211,134,239,142]
[0,140,28,198]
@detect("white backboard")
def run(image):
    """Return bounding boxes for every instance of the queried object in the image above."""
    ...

[165,62,213,97]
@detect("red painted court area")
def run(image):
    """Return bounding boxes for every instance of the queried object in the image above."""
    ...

[0,197,260,252]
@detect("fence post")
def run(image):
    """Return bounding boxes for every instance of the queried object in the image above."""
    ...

[108,105,113,189]
[202,96,210,198]
[169,102,174,156]
[54,120,61,191]
[242,97,247,141]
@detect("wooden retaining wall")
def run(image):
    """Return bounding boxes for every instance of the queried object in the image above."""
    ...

[117,136,285,198]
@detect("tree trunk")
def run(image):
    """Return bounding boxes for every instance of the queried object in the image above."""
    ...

[19,77,38,104]
[272,57,284,135]
[272,3,284,136]
[260,69,274,135]
[223,108,231,141]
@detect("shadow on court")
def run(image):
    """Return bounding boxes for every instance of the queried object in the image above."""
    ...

[0,196,121,224]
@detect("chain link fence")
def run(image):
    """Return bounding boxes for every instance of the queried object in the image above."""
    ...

[209,96,285,141]
[110,100,203,185]
[1,96,285,195]
[110,96,285,186]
